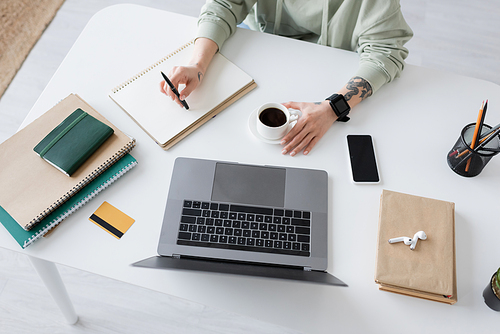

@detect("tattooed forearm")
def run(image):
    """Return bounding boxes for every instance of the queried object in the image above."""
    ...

[343,76,373,102]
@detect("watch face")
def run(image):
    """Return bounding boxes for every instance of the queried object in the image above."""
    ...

[333,97,349,113]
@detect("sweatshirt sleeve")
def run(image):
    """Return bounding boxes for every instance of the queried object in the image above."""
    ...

[354,2,413,93]
[197,0,257,50]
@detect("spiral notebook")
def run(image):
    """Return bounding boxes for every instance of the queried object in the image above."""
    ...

[109,40,256,150]
[0,154,137,248]
[0,94,136,231]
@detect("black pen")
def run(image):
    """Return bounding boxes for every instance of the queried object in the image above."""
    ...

[161,71,189,110]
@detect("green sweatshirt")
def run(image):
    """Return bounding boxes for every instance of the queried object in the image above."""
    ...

[197,0,413,93]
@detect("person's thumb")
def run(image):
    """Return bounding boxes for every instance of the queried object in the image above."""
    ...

[179,82,198,101]
[281,101,301,110]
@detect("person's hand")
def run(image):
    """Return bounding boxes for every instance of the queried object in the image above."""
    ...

[159,38,217,108]
[280,101,337,156]
[159,64,204,108]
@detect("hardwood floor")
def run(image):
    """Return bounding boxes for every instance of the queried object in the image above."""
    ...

[0,250,300,334]
[1,0,499,333]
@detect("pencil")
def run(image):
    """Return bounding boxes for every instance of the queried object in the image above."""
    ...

[474,127,500,152]
[456,125,498,158]
[465,101,485,172]
[475,100,488,148]
[458,127,500,164]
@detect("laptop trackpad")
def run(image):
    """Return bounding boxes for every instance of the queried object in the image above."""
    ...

[211,163,286,208]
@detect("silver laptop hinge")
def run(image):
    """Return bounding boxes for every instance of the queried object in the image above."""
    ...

[303,266,312,272]
[172,254,181,259]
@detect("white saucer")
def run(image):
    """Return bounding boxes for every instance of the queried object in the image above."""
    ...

[247,108,295,144]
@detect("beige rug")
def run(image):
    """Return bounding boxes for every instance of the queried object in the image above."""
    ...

[0,0,65,99]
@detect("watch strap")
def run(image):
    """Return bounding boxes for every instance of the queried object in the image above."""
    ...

[326,93,350,122]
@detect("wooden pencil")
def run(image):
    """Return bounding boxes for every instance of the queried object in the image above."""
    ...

[465,101,485,172]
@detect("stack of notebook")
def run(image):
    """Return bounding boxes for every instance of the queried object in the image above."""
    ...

[375,190,457,304]
[0,94,137,248]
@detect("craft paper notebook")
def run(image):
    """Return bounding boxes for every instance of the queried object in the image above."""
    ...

[0,94,135,231]
[374,190,457,304]
[0,154,137,248]
[34,108,114,176]
[109,40,256,150]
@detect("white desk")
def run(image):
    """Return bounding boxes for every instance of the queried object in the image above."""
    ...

[2,4,500,333]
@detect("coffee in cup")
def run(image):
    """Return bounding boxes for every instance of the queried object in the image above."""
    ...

[256,103,299,140]
[259,107,287,128]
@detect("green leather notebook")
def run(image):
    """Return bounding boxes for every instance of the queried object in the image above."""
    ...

[34,108,114,176]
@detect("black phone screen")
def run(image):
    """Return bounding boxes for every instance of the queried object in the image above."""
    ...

[347,135,380,183]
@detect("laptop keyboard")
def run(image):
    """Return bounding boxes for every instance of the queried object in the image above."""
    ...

[177,200,311,257]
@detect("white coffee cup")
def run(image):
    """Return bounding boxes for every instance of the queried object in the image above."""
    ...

[256,103,299,140]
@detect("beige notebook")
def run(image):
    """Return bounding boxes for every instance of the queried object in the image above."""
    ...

[375,190,457,304]
[109,40,256,150]
[0,94,135,230]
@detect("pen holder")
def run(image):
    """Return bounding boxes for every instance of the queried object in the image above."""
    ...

[447,123,500,177]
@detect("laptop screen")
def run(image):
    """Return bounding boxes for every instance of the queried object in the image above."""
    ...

[211,163,286,208]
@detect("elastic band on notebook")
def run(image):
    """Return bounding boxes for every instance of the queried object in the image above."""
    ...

[39,112,88,158]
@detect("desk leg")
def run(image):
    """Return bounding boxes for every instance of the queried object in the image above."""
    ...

[28,256,79,324]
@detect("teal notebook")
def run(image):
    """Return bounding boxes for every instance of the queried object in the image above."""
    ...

[33,108,114,176]
[0,153,137,248]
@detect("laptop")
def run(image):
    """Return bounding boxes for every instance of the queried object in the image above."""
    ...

[134,157,345,286]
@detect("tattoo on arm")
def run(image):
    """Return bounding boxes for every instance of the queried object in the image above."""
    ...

[191,63,204,82]
[314,102,321,105]
[343,76,373,102]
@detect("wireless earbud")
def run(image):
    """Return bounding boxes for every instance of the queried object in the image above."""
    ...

[389,231,427,250]
[388,237,412,245]
[409,231,427,250]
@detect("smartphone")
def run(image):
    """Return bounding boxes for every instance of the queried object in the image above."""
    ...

[346,135,380,183]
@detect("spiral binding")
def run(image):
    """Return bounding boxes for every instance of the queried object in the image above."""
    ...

[23,159,138,248]
[25,139,136,231]
[110,40,194,94]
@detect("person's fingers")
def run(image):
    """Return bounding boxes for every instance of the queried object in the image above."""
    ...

[159,81,167,95]
[302,136,320,155]
[179,83,196,101]
[161,81,180,106]
[163,81,177,102]
[166,66,184,95]
[169,66,201,104]
[162,82,186,108]
[168,66,181,81]
[281,120,309,155]
[281,101,301,109]
[280,101,305,145]
[280,101,334,156]
[281,118,304,146]
[161,67,189,107]
[288,131,314,157]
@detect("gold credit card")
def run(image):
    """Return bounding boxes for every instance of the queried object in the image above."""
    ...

[89,201,135,239]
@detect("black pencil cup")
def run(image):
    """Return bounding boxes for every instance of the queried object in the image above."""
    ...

[447,123,500,177]
[483,269,500,311]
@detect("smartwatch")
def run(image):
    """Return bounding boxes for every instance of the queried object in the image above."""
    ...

[326,93,350,122]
